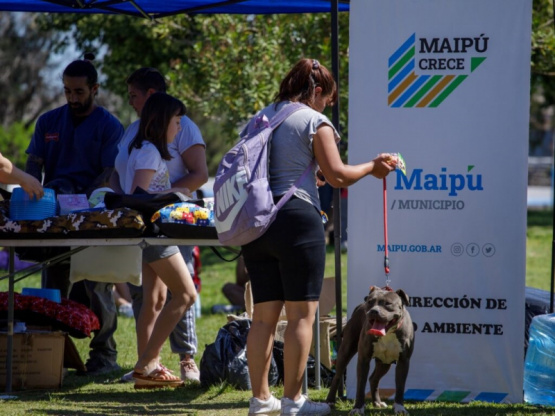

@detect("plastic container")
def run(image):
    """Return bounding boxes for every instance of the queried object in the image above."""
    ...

[13,321,26,333]
[88,187,113,208]
[524,313,555,406]
[9,187,57,220]
[21,287,61,303]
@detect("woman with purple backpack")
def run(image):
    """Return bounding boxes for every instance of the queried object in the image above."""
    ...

[245,58,398,416]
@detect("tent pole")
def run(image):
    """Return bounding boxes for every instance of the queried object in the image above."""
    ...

[129,0,153,20]
[330,0,345,397]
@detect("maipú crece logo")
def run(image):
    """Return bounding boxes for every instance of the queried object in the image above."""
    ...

[388,33,487,107]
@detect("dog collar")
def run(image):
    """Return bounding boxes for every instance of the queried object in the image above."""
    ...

[389,316,403,332]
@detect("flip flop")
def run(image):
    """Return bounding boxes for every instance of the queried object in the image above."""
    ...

[133,364,184,389]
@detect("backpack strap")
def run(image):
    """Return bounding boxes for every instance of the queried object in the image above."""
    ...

[268,101,307,129]
[209,246,242,262]
[247,102,308,178]
[244,102,307,136]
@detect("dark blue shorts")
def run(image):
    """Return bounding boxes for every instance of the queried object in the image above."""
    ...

[242,197,326,304]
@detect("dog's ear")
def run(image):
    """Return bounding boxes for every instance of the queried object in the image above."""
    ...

[364,286,377,302]
[396,289,410,306]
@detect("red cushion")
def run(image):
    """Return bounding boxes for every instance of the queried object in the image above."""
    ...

[0,292,100,338]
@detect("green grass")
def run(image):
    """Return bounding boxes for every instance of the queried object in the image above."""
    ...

[527,210,553,291]
[0,211,554,415]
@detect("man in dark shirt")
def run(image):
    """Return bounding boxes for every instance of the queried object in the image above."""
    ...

[25,57,124,375]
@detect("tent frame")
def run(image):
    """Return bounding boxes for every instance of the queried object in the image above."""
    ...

[4,0,349,18]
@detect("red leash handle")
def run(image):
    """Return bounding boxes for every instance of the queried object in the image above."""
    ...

[383,178,390,276]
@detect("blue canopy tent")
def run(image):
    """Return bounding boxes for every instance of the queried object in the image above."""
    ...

[0,0,351,395]
[0,0,349,17]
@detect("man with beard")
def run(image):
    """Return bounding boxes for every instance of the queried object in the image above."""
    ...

[25,56,124,375]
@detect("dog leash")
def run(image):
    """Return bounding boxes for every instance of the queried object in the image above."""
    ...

[383,178,391,289]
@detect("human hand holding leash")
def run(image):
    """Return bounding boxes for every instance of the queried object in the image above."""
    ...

[369,153,397,179]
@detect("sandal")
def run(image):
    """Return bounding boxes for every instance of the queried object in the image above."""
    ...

[133,364,184,390]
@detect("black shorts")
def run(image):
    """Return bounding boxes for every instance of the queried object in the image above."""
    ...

[242,197,326,304]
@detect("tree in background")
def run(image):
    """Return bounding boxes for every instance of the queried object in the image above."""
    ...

[38,12,350,173]
[531,0,555,96]
[0,13,65,129]
[0,12,69,169]
[529,0,555,158]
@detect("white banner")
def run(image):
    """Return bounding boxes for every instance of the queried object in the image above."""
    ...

[347,0,532,404]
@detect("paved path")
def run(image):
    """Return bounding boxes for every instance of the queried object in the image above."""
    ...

[528,186,552,208]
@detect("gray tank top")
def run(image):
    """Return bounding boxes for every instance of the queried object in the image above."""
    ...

[244,101,340,211]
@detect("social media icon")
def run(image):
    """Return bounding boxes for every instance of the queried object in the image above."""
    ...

[451,243,464,256]
[466,243,479,257]
[482,243,495,257]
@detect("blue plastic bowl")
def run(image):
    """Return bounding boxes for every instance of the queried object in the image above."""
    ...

[10,188,57,220]
[11,187,55,202]
[21,287,61,303]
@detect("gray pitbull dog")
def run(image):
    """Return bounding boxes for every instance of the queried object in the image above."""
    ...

[326,286,414,415]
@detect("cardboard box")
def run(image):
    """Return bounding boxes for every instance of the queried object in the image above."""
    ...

[22,326,85,372]
[0,331,65,390]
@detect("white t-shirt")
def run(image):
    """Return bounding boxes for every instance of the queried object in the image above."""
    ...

[118,141,170,194]
[115,116,205,191]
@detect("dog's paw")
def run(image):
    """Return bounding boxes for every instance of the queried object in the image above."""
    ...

[393,403,409,414]
[348,407,365,415]
[372,401,388,409]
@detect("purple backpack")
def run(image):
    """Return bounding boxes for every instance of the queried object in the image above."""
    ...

[214,102,313,246]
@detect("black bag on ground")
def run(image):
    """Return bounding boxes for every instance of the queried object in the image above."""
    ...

[271,339,334,388]
[199,319,279,390]
[306,353,335,388]
[272,340,285,384]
